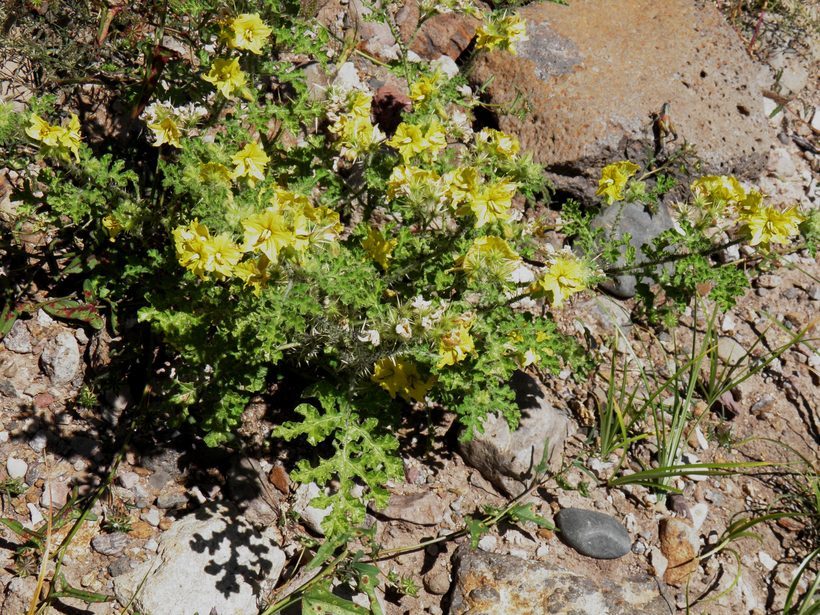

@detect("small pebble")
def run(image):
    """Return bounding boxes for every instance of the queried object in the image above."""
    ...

[758,551,777,571]
[6,457,28,479]
[91,532,129,556]
[27,503,44,526]
[117,471,140,490]
[142,508,161,527]
[28,432,48,453]
[0,431,8,443]
[108,556,135,577]
[555,508,632,559]
[144,538,159,552]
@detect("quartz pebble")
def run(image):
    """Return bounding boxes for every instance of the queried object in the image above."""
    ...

[6,457,28,479]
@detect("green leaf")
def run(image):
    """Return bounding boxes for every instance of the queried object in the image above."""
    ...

[506,503,554,529]
[42,298,104,330]
[302,587,371,614]
[0,304,18,339]
[464,515,489,548]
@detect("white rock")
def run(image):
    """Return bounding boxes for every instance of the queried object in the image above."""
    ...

[27,503,44,527]
[535,544,549,558]
[650,546,668,578]
[292,482,332,535]
[332,62,364,94]
[721,313,736,333]
[35,309,54,326]
[0,431,9,443]
[689,502,708,531]
[693,425,709,451]
[117,471,140,489]
[6,457,27,479]
[812,107,820,134]
[114,503,285,615]
[758,550,777,571]
[478,535,498,552]
[142,508,161,527]
[39,331,81,384]
[431,55,459,79]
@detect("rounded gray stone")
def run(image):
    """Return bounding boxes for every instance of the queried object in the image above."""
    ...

[555,508,631,559]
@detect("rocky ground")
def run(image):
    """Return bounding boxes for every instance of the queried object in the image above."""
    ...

[1,0,818,614]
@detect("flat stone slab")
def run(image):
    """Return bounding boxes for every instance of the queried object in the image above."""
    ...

[471,0,777,196]
[449,545,669,614]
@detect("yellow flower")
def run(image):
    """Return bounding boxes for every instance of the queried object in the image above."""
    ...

[202,57,252,100]
[388,122,426,161]
[387,165,442,201]
[227,13,272,55]
[476,128,519,159]
[102,215,122,241]
[233,255,271,294]
[596,161,640,205]
[459,178,517,227]
[231,141,269,186]
[372,357,435,403]
[740,203,804,248]
[475,13,528,54]
[173,219,212,279]
[58,114,82,161]
[437,320,475,368]
[200,162,234,184]
[147,116,182,148]
[691,175,746,209]
[26,114,63,146]
[422,120,447,158]
[202,233,242,277]
[529,252,595,307]
[242,208,294,262]
[26,113,82,161]
[444,166,481,207]
[409,75,438,103]
[460,235,521,282]
[362,227,397,270]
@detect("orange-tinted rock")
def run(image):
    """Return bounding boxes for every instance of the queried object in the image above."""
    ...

[659,517,699,586]
[470,0,777,197]
[410,12,479,60]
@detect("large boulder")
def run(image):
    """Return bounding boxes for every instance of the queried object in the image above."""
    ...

[471,0,777,199]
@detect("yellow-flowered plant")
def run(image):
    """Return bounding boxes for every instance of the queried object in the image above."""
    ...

[595,160,640,205]
[328,91,383,161]
[231,141,269,187]
[458,178,517,227]
[372,357,435,403]
[362,227,397,270]
[437,313,475,368]
[409,73,439,104]
[202,57,253,100]
[529,251,595,307]
[739,202,804,249]
[26,113,82,161]
[388,122,427,161]
[476,128,520,159]
[690,175,746,210]
[225,13,272,55]
[460,235,521,282]
[233,255,271,295]
[475,13,528,54]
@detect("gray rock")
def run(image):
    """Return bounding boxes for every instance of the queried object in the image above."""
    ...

[148,469,173,491]
[91,532,129,556]
[39,331,80,384]
[574,295,632,337]
[292,482,332,535]
[458,372,572,496]
[113,503,285,615]
[0,576,38,614]
[156,492,188,510]
[142,508,161,527]
[40,479,70,509]
[378,492,447,526]
[25,462,42,486]
[117,471,140,490]
[6,457,27,479]
[28,431,48,453]
[449,546,668,614]
[108,556,136,577]
[590,200,676,298]
[3,320,32,353]
[555,508,632,559]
